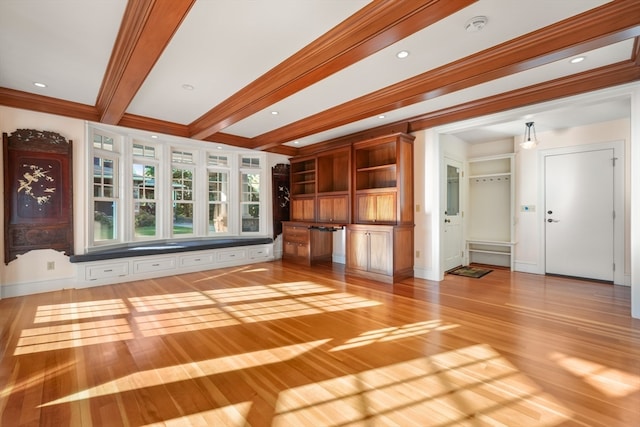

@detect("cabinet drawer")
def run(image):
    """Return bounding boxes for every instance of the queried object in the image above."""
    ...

[249,246,270,260]
[179,253,214,267]
[283,227,309,243]
[217,249,246,262]
[86,262,129,280]
[134,257,176,274]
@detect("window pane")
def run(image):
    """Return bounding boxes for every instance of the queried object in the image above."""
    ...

[172,168,193,201]
[172,150,194,164]
[133,163,155,200]
[94,201,116,241]
[93,134,114,151]
[173,203,193,234]
[241,173,260,202]
[134,202,156,238]
[208,154,228,167]
[241,204,259,232]
[133,143,156,158]
[94,157,116,198]
[241,157,260,168]
[208,171,228,234]
[209,203,228,233]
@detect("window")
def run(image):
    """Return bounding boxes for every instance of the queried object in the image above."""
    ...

[92,131,120,245]
[133,143,158,239]
[87,126,268,248]
[240,156,262,233]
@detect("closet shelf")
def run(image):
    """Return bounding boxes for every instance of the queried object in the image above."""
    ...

[468,172,511,179]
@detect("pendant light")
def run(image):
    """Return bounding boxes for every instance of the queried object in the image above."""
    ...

[520,121,538,149]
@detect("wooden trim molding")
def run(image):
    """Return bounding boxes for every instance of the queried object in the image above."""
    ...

[0,88,99,122]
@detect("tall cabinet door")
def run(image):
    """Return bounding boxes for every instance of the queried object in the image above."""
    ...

[367,228,392,275]
[346,227,369,272]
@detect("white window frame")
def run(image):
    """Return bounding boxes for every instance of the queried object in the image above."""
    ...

[89,129,121,247]
[239,154,265,235]
[206,152,232,236]
[131,142,160,241]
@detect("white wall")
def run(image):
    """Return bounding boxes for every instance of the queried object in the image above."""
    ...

[513,118,630,280]
[0,107,86,290]
[0,106,287,296]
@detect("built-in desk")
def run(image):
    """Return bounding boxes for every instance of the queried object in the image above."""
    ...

[282,222,344,265]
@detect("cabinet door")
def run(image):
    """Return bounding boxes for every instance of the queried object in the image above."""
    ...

[355,193,396,223]
[367,229,392,275]
[374,193,396,222]
[346,228,369,272]
[317,195,349,223]
[291,197,315,221]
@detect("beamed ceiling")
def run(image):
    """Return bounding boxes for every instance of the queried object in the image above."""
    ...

[1,0,639,156]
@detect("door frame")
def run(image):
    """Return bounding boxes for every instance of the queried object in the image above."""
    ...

[537,140,625,284]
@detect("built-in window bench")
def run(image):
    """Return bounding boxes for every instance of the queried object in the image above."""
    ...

[71,237,274,285]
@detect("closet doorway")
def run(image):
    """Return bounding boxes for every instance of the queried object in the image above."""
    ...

[543,144,621,282]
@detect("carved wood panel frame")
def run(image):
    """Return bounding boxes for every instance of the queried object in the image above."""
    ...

[3,129,74,264]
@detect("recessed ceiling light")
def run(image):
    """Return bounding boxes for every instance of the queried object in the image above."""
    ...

[217,146,223,150]
[33,82,47,88]
[151,135,158,139]
[570,56,586,64]
[465,16,488,32]
[271,111,279,115]
[293,140,300,145]
[378,115,386,119]
[396,50,409,59]
[181,84,194,90]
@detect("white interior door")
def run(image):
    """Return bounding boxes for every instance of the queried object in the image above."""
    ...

[443,159,463,271]
[544,149,614,281]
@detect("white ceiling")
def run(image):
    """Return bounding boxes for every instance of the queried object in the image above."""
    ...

[0,0,636,150]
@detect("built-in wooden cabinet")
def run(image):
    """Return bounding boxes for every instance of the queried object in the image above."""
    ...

[291,196,316,222]
[282,222,333,265]
[353,133,414,225]
[317,194,349,223]
[345,224,414,284]
[290,156,317,222]
[284,133,414,282]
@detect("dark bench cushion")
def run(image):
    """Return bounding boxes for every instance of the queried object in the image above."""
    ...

[70,237,273,263]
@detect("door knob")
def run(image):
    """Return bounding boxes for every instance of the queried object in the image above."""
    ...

[547,219,559,223]
[547,210,553,214]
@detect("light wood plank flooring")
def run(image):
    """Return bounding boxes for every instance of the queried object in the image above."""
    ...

[1,261,639,426]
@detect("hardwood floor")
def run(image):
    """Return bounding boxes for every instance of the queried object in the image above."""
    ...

[1,261,638,426]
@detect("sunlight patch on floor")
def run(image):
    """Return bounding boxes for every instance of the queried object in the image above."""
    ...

[15,319,133,355]
[142,402,252,427]
[34,299,129,323]
[549,352,640,398]
[134,306,241,337]
[273,344,573,427]
[330,320,459,352]
[19,281,380,354]
[39,339,330,407]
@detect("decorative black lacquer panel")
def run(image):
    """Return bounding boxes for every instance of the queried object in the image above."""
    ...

[272,163,290,239]
[3,129,73,264]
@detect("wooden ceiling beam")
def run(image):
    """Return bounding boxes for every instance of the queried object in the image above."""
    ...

[96,0,196,125]
[0,87,99,122]
[251,0,640,150]
[187,0,476,140]
[408,60,640,132]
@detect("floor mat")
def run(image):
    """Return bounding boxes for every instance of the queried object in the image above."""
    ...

[448,266,492,278]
